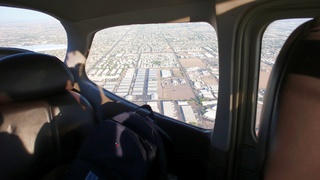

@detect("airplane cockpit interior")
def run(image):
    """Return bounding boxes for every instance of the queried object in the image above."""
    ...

[1,0,320,179]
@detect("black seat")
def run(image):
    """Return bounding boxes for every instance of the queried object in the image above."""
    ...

[0,47,32,59]
[0,53,98,179]
[257,17,320,179]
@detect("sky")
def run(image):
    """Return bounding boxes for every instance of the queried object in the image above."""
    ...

[0,6,57,23]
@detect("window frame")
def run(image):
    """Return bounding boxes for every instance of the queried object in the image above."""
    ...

[86,22,219,130]
[231,1,320,176]
[0,6,68,60]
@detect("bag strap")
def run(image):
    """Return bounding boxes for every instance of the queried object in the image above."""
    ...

[133,104,155,120]
[136,104,178,180]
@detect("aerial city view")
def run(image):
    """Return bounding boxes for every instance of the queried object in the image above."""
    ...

[0,10,309,130]
[85,23,219,129]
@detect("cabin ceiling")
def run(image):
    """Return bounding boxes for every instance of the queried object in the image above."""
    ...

[0,0,213,22]
[1,0,317,24]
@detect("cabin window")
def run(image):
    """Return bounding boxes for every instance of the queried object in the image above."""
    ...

[0,6,67,60]
[256,18,311,135]
[87,23,218,129]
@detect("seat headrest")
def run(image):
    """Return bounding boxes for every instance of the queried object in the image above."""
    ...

[0,53,74,103]
[257,17,320,178]
[286,17,320,77]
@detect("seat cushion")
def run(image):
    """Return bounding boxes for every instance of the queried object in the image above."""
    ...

[0,91,97,179]
[0,53,98,179]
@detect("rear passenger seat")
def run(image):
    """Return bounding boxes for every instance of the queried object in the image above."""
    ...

[0,53,98,179]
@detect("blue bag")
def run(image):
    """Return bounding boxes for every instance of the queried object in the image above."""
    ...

[67,105,168,180]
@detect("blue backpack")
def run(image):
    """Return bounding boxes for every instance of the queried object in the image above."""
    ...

[67,105,169,180]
